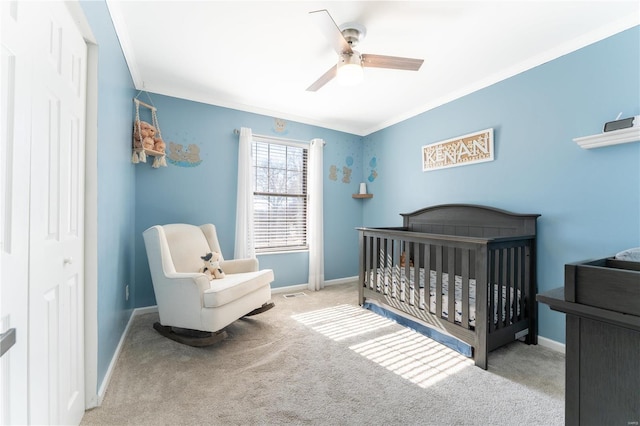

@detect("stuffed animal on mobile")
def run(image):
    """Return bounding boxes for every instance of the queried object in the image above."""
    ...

[200,252,225,280]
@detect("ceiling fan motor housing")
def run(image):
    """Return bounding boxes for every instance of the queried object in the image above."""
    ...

[339,22,367,49]
[339,51,363,67]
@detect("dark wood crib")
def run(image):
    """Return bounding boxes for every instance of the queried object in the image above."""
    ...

[357,204,540,369]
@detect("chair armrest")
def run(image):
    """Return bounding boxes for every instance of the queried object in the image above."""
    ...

[220,258,259,273]
[152,272,212,329]
[156,272,211,298]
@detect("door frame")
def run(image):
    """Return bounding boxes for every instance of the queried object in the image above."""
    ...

[64,1,99,410]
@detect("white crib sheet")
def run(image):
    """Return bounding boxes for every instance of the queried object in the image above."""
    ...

[368,266,521,326]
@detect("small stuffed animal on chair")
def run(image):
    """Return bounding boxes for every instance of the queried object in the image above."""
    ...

[200,252,225,280]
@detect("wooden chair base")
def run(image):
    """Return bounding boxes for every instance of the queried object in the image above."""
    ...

[244,302,275,317]
[153,322,227,347]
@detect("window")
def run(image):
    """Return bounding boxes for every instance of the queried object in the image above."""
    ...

[252,139,308,252]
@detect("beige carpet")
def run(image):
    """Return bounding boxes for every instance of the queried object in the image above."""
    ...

[82,282,564,425]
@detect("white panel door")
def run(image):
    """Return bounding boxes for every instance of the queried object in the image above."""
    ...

[1,2,86,423]
[26,2,87,425]
[0,1,33,424]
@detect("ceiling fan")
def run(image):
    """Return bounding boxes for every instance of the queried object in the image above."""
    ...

[306,9,424,92]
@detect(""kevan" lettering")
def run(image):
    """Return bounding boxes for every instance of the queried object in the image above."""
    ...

[422,129,494,171]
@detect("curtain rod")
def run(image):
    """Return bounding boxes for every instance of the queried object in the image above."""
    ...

[233,129,324,146]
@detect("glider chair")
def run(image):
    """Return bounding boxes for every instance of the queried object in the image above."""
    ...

[143,223,275,346]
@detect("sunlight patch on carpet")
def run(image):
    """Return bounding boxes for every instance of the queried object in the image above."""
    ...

[292,304,395,341]
[350,328,473,388]
[292,304,473,389]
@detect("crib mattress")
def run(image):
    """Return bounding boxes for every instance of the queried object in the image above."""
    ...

[367,266,520,326]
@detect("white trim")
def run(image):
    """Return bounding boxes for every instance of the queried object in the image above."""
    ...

[537,336,566,354]
[325,276,358,286]
[97,310,133,405]
[83,41,100,410]
[96,307,157,405]
[133,305,158,315]
[271,283,308,295]
[105,1,143,89]
[271,275,358,294]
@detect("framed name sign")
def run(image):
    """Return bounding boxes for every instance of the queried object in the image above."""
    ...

[422,128,494,171]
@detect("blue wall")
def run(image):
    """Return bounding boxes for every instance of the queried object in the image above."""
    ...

[80,1,137,391]
[133,95,364,307]
[362,26,640,343]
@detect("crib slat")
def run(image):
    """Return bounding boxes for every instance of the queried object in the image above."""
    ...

[489,249,497,333]
[520,246,526,322]
[373,237,379,292]
[408,240,413,304]
[506,247,513,326]
[423,242,431,312]
[413,243,420,307]
[390,240,404,300]
[384,237,391,296]
[359,233,365,304]
[447,246,456,324]
[461,248,470,329]
[500,248,507,328]
[494,249,505,329]
[436,245,443,318]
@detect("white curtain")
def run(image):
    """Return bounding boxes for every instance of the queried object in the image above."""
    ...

[234,127,255,259]
[307,138,325,291]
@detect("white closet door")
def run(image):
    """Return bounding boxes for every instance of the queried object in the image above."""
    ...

[1,1,33,423]
[1,1,87,425]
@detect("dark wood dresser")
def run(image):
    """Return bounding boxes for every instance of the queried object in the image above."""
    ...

[537,258,640,426]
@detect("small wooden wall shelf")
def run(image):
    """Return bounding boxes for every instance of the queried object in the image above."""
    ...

[352,194,373,199]
[134,148,165,157]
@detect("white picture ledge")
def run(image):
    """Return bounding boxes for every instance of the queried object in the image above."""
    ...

[573,126,640,149]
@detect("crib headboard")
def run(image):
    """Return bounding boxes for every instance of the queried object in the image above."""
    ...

[401,204,539,238]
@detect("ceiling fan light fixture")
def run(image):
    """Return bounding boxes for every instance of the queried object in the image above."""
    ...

[336,52,363,86]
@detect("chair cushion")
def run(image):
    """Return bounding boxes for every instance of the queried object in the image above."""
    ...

[163,224,212,273]
[203,269,274,308]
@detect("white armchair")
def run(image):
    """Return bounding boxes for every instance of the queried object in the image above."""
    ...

[143,223,274,346]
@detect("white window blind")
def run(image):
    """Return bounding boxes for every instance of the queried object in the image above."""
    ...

[252,139,308,252]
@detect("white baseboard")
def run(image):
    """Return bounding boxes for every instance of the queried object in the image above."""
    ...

[96,306,158,405]
[134,305,158,315]
[270,275,358,294]
[537,335,565,354]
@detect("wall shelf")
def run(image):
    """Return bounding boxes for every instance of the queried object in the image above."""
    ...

[132,147,167,168]
[134,148,165,157]
[352,194,373,199]
[573,126,640,149]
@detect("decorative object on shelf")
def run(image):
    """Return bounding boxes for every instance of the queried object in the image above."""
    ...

[131,92,167,168]
[422,128,494,172]
[353,182,372,198]
[603,113,639,132]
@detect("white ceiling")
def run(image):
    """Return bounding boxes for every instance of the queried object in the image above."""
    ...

[107,1,639,136]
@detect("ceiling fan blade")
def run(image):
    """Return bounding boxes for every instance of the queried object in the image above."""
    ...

[309,9,353,55]
[362,54,424,71]
[306,65,337,92]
